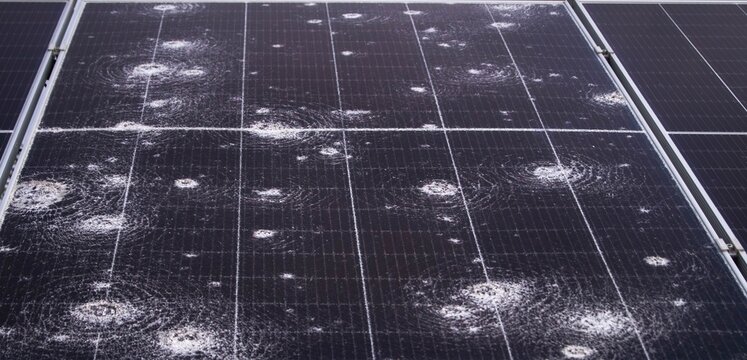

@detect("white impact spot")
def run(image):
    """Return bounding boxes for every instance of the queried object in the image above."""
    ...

[11,180,68,211]
[343,110,371,116]
[437,43,451,48]
[158,326,218,357]
[50,334,70,342]
[533,164,572,183]
[447,238,462,245]
[319,147,340,156]
[672,298,687,307]
[423,27,438,33]
[421,124,438,129]
[462,281,525,308]
[570,310,632,337]
[490,22,515,30]
[419,180,458,197]
[467,69,483,75]
[253,229,277,239]
[102,175,127,188]
[561,345,596,359]
[254,188,282,197]
[161,40,193,50]
[342,13,362,19]
[272,44,284,48]
[174,178,199,189]
[438,305,475,321]
[179,68,204,77]
[79,215,125,233]
[341,51,354,56]
[296,155,308,161]
[248,121,299,139]
[255,107,271,114]
[403,10,422,15]
[307,19,323,25]
[153,4,176,11]
[438,215,455,222]
[71,300,138,325]
[113,122,154,131]
[92,282,112,291]
[410,86,427,93]
[131,63,169,78]
[644,256,671,267]
[280,273,296,280]
[593,91,626,106]
[147,99,170,108]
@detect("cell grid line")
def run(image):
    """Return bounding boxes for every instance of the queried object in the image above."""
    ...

[92,7,167,360]
[483,3,653,359]
[406,3,515,359]
[233,3,248,358]
[325,3,377,358]
[668,131,747,136]
[35,127,646,134]
[659,4,747,115]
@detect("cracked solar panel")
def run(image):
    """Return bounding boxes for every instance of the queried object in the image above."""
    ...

[585,2,747,273]
[0,2,746,359]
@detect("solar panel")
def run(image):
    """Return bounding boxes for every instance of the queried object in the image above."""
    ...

[583,2,747,272]
[0,2,65,131]
[0,1,67,192]
[1,2,746,358]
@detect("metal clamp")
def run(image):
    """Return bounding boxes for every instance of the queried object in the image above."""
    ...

[48,47,65,56]
[594,45,613,59]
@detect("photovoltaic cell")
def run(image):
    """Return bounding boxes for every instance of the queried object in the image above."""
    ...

[328,3,441,128]
[41,4,163,129]
[481,4,640,131]
[585,3,747,133]
[671,134,747,245]
[585,2,747,272]
[245,3,338,112]
[0,134,9,159]
[408,4,539,129]
[1,2,746,359]
[0,2,64,131]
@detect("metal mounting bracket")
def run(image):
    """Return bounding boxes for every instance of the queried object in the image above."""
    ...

[594,45,612,59]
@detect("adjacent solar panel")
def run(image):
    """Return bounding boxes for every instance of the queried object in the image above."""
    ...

[584,2,747,267]
[0,1,66,169]
[1,2,746,358]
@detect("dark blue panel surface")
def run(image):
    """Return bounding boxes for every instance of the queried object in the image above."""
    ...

[672,134,747,247]
[244,3,339,111]
[0,2,64,131]
[409,3,539,129]
[586,3,747,132]
[1,3,746,359]
[661,4,747,112]
[586,3,747,270]
[328,3,441,128]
